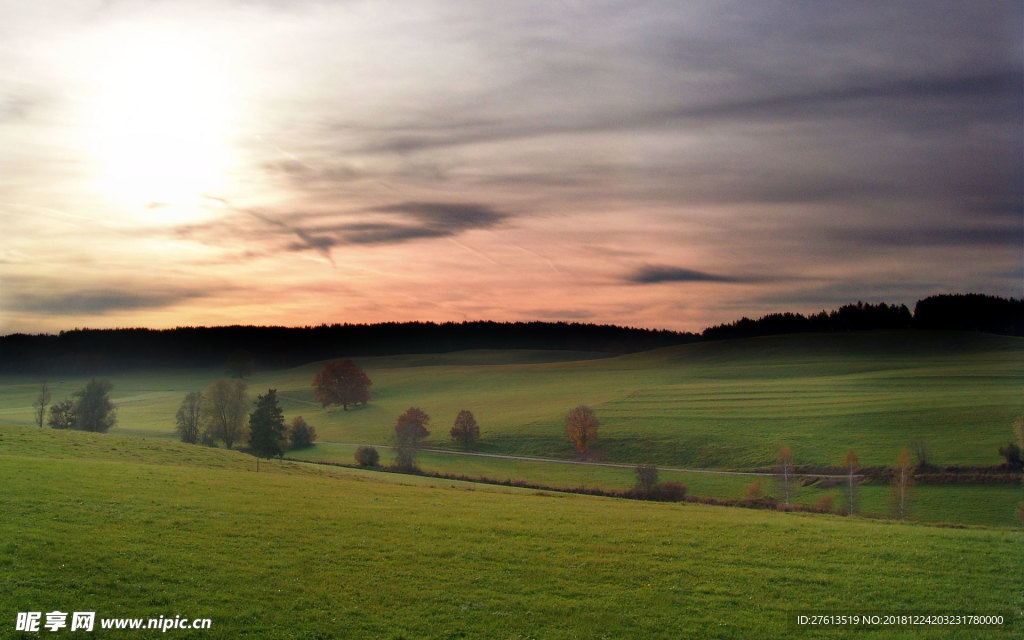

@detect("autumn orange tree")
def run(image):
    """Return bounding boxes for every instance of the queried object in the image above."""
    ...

[312,359,372,410]
[566,405,599,457]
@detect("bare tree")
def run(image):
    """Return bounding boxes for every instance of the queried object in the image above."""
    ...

[394,407,430,470]
[891,447,914,521]
[842,449,860,516]
[776,446,794,505]
[202,379,249,449]
[566,405,599,457]
[33,381,50,429]
[635,464,659,494]
[175,391,203,444]
[910,439,931,468]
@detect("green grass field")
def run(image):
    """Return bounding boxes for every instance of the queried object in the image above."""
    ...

[2,426,1021,639]
[287,443,1023,528]
[1,330,1020,527]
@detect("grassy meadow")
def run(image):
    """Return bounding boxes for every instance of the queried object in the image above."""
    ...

[287,443,1023,528]
[1,425,1021,639]
[0,330,1021,527]
[1,331,1021,470]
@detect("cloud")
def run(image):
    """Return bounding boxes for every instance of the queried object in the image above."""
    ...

[8,288,207,316]
[370,202,506,232]
[627,265,745,285]
[834,225,1023,249]
[179,198,509,260]
[0,95,37,123]
[351,66,1020,157]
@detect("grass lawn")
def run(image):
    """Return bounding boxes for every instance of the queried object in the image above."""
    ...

[1,426,1021,639]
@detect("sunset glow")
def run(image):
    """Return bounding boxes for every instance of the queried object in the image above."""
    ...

[1,1,1020,334]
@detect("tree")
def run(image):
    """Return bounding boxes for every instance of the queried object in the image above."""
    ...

[776,446,794,505]
[33,381,50,428]
[910,439,931,468]
[635,464,659,494]
[48,399,75,430]
[248,389,287,460]
[566,405,598,457]
[72,378,116,432]
[891,447,914,521]
[202,379,249,449]
[842,449,860,515]
[312,359,372,410]
[355,445,380,467]
[288,416,317,450]
[175,391,203,444]
[394,406,430,470]
[998,442,1022,470]
[450,410,480,451]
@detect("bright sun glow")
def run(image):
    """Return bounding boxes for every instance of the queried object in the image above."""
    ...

[83,28,236,219]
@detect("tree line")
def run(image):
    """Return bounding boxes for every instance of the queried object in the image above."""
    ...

[3,294,1019,374]
[0,321,694,374]
[702,294,1023,341]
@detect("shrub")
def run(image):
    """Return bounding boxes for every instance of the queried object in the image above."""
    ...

[354,445,380,467]
[998,442,1022,470]
[648,481,687,502]
[744,479,765,502]
[814,495,836,513]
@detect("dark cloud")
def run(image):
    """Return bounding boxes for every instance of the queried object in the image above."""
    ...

[370,202,506,231]
[663,69,1020,126]
[9,288,207,315]
[628,266,745,285]
[836,225,1023,249]
[182,198,508,259]
[327,223,447,245]
[354,67,1020,156]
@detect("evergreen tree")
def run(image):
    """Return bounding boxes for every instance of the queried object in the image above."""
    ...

[248,389,287,460]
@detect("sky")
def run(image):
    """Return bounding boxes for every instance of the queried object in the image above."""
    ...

[1,0,1021,335]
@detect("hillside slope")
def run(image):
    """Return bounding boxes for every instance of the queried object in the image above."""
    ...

[1,331,1020,469]
[1,426,1020,639]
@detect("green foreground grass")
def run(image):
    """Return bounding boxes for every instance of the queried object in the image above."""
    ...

[2,426,1022,639]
